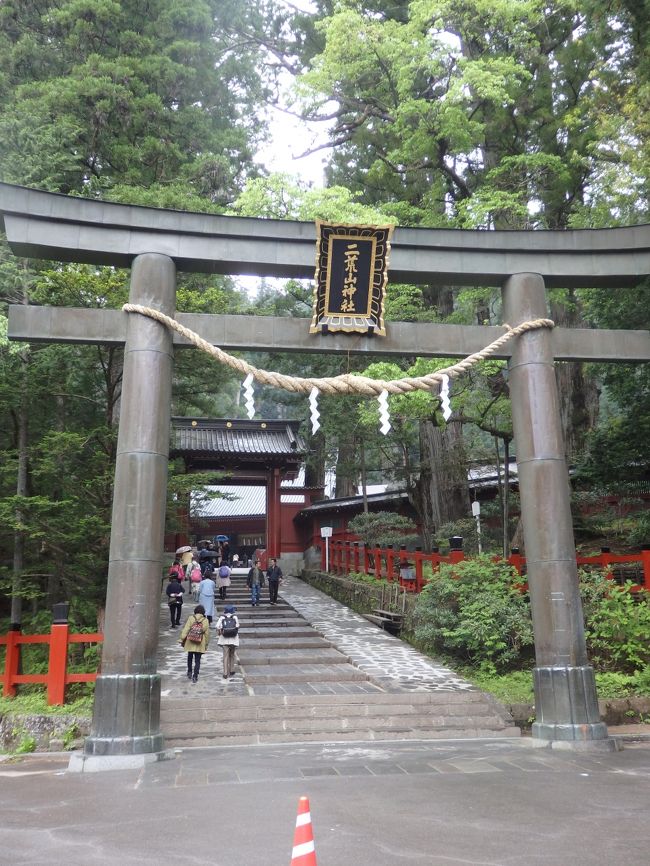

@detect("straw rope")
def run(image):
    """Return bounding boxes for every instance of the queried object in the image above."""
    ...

[122,303,554,397]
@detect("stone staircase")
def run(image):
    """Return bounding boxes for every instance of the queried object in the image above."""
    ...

[160,573,520,747]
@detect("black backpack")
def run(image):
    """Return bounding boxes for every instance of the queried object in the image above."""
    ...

[220,614,238,638]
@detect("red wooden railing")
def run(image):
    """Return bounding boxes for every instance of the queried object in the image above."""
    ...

[0,623,103,705]
[323,537,650,594]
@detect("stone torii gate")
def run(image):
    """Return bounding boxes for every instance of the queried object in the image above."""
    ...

[4,183,650,764]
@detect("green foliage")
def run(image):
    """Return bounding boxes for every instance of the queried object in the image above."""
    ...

[413,556,534,672]
[348,511,418,550]
[344,570,391,588]
[461,668,535,704]
[580,570,650,673]
[0,692,93,718]
[12,729,36,754]
[594,672,639,699]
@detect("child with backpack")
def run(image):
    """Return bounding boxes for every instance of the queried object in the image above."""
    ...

[216,604,240,679]
[179,604,210,683]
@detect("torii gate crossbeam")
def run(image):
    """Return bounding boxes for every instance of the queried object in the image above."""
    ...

[4,182,649,765]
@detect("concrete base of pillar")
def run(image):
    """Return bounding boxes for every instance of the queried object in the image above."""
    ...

[531,734,620,752]
[83,673,164,757]
[68,749,176,773]
[532,664,613,747]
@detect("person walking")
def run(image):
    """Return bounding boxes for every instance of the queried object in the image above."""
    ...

[188,557,202,600]
[165,573,184,628]
[179,604,210,683]
[197,573,216,624]
[246,559,265,606]
[168,559,184,582]
[216,561,231,600]
[266,557,283,605]
[216,604,240,679]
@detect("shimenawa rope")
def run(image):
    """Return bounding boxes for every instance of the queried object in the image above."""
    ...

[122,304,554,397]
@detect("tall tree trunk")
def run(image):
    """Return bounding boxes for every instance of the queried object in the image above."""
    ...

[502,437,511,559]
[48,395,66,607]
[412,418,470,548]
[550,296,600,462]
[360,437,368,513]
[335,434,358,498]
[11,350,29,627]
[304,429,326,491]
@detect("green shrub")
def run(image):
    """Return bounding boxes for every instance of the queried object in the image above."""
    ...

[462,668,534,703]
[580,570,650,673]
[347,511,418,549]
[594,672,637,699]
[632,665,650,696]
[413,555,533,673]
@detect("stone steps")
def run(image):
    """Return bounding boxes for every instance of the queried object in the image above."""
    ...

[160,692,520,746]
[237,648,346,665]
[161,690,500,720]
[161,582,520,747]
[242,638,332,650]
[239,627,319,639]
[243,663,368,684]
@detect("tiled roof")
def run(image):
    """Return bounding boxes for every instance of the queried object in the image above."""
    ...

[194,485,307,518]
[171,417,306,459]
[297,491,409,517]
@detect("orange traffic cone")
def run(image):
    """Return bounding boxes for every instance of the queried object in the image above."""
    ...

[291,796,317,865]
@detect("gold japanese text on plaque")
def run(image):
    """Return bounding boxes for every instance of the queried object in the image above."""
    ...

[310,221,394,336]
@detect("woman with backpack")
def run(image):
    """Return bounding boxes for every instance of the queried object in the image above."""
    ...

[179,604,210,683]
[216,561,231,600]
[187,557,202,601]
[216,604,240,679]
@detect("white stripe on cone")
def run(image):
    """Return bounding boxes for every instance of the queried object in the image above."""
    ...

[292,841,315,858]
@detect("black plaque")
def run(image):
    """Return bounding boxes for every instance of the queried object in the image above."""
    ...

[311,221,393,336]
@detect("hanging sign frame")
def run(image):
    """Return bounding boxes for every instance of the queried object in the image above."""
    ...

[310,220,394,336]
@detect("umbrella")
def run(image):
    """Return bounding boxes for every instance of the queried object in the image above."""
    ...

[175,545,192,555]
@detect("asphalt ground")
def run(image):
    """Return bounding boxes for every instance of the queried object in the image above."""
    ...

[2,737,650,865]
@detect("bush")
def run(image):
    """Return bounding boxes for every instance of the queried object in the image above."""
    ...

[413,555,533,673]
[347,511,418,550]
[580,570,650,673]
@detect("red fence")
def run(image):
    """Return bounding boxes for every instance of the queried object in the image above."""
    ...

[324,539,650,594]
[0,623,103,705]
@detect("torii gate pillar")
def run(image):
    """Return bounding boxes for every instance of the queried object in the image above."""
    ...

[503,273,608,746]
[84,253,175,759]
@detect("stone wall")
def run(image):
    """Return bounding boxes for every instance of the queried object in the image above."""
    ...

[0,713,90,753]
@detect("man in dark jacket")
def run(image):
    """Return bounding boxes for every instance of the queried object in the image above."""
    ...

[246,559,265,606]
[165,575,184,627]
[266,558,283,605]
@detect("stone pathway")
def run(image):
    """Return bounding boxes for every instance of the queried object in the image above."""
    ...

[280,576,474,693]
[157,571,474,699]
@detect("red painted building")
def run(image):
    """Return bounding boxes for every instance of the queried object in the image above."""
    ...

[165,417,323,571]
